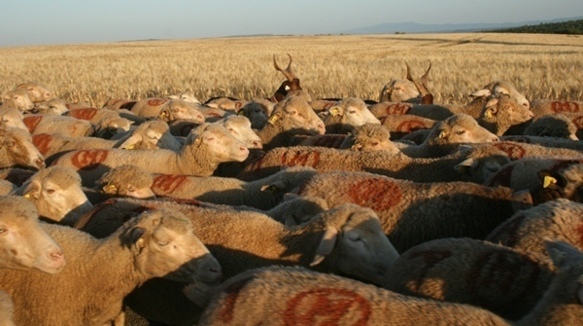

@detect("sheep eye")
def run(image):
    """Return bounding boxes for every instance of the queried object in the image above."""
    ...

[5,141,14,147]
[46,189,56,194]
[348,110,356,114]
[455,130,466,135]
[0,228,6,234]
[371,142,380,146]
[157,241,170,247]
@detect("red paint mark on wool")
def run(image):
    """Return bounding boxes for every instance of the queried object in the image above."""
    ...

[385,103,411,115]
[152,175,187,195]
[32,134,53,156]
[408,250,452,292]
[218,275,255,323]
[147,98,168,107]
[284,288,371,326]
[23,116,43,133]
[396,119,428,133]
[551,101,580,113]
[347,177,402,212]
[69,108,98,120]
[280,151,321,168]
[493,143,526,160]
[71,150,109,169]
[573,116,583,129]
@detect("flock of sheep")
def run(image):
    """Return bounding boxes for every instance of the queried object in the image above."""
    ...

[1,54,583,325]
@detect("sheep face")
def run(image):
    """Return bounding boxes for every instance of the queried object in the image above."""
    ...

[325,98,380,131]
[476,81,530,110]
[271,96,325,135]
[0,196,65,273]
[379,79,419,103]
[0,109,27,131]
[34,98,69,115]
[190,123,249,163]
[19,168,93,224]
[239,101,271,129]
[159,100,205,123]
[169,91,201,104]
[127,209,222,285]
[343,123,399,153]
[0,128,45,170]
[317,205,399,285]
[427,114,499,145]
[454,146,512,183]
[480,95,534,133]
[2,89,34,112]
[15,82,55,103]
[219,115,262,149]
[118,121,182,151]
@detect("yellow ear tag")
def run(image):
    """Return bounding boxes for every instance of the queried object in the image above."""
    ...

[103,184,118,194]
[439,131,447,139]
[159,111,168,118]
[543,176,557,188]
[484,110,493,118]
[23,193,31,199]
[329,107,341,116]
[267,115,279,125]
[125,144,135,150]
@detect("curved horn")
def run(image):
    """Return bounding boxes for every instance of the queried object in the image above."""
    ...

[273,54,295,82]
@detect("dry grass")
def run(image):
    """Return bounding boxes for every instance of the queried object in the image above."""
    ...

[1,33,582,107]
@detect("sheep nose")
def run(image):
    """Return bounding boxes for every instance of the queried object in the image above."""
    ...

[50,250,65,262]
[316,123,326,135]
[492,136,500,142]
[252,140,263,149]
[35,158,46,169]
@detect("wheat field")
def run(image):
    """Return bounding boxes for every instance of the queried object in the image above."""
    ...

[1,33,582,107]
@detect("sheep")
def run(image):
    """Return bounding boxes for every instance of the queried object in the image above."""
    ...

[214,115,262,149]
[77,198,399,325]
[339,123,401,153]
[65,107,134,138]
[468,140,583,161]
[169,90,201,104]
[0,207,222,325]
[195,240,583,326]
[379,114,437,139]
[0,195,65,273]
[0,108,28,131]
[1,88,34,112]
[12,81,55,103]
[102,97,137,111]
[378,63,431,103]
[204,96,248,112]
[477,94,535,136]
[475,80,530,110]
[292,170,526,252]
[321,97,381,134]
[22,114,94,137]
[382,237,555,320]
[502,134,583,151]
[237,99,275,129]
[0,179,16,195]
[256,95,326,151]
[96,164,319,210]
[483,157,583,193]
[523,113,579,140]
[0,127,45,170]
[32,97,69,115]
[397,113,500,158]
[529,99,583,118]
[52,122,249,186]
[264,194,329,226]
[12,166,93,226]
[486,198,583,258]
[32,120,182,164]
[237,143,511,184]
[130,97,206,123]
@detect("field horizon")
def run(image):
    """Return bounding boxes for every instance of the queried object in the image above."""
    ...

[1,33,581,107]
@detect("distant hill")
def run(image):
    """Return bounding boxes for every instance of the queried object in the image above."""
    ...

[488,19,583,34]
[342,16,583,35]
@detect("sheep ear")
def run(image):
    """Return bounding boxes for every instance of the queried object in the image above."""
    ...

[235,102,243,109]
[283,214,297,227]
[23,180,42,200]
[260,181,287,193]
[123,227,146,249]
[102,184,118,194]
[483,107,497,118]
[470,89,491,98]
[454,158,478,174]
[329,106,343,116]
[310,226,339,266]
[158,107,171,121]
[267,112,281,125]
[118,134,142,150]
[493,85,510,96]
[438,130,447,139]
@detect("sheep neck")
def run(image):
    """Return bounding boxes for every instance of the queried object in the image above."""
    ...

[256,122,293,151]
[175,142,217,176]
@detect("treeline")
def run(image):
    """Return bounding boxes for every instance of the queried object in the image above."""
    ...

[488,19,583,35]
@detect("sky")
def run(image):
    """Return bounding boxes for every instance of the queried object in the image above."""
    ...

[1,0,582,47]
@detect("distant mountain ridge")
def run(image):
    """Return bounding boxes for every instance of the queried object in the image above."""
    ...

[342,16,583,34]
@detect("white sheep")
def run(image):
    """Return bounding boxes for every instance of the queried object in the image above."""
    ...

[204,96,248,112]
[169,90,201,104]
[214,115,262,149]
[378,63,431,103]
[65,107,134,138]
[0,127,45,170]
[321,97,381,134]
[0,195,65,273]
[96,164,319,210]
[237,143,511,184]
[379,114,437,139]
[382,237,555,320]
[529,99,583,118]
[52,122,249,186]
[12,81,55,103]
[293,170,527,252]
[32,97,69,115]
[22,114,95,137]
[195,240,583,326]
[0,208,222,325]
[0,108,28,131]
[1,88,34,112]
[130,97,206,123]
[12,166,93,226]
[77,198,399,325]
[468,140,583,162]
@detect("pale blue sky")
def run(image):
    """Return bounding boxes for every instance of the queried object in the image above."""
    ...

[1,0,581,47]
